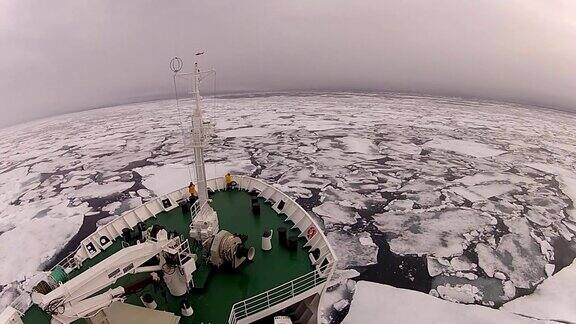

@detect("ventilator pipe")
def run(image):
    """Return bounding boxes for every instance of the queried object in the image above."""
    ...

[141,293,157,309]
[181,300,194,317]
[262,229,273,251]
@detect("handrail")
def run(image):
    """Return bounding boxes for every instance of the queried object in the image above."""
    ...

[190,200,201,220]
[52,245,81,273]
[228,263,333,324]
[9,293,30,316]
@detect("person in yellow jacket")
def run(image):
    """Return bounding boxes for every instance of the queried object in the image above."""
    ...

[225,173,237,190]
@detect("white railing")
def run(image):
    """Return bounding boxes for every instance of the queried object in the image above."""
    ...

[228,263,333,324]
[52,245,81,273]
[190,200,201,220]
[176,238,193,265]
[9,293,31,316]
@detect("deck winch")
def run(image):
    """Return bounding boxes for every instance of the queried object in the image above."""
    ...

[207,230,255,269]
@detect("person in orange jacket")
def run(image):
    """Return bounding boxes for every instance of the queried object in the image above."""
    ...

[188,182,198,202]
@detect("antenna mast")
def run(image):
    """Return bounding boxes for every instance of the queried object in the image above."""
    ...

[170,55,213,206]
[190,61,209,204]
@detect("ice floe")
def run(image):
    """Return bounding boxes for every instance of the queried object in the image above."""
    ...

[501,258,576,323]
[424,139,506,158]
[344,281,541,323]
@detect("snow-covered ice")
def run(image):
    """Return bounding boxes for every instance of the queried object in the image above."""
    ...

[501,258,576,323]
[424,139,506,158]
[343,281,541,323]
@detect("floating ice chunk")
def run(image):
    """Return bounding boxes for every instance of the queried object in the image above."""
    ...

[450,256,476,272]
[494,272,507,280]
[333,299,350,312]
[69,181,134,199]
[526,163,576,221]
[330,269,361,286]
[312,201,357,226]
[60,175,92,188]
[526,210,553,227]
[0,167,39,207]
[424,139,506,158]
[451,184,518,202]
[137,189,151,198]
[359,183,378,190]
[103,176,121,183]
[386,199,414,211]
[453,272,478,280]
[320,275,354,323]
[457,172,536,186]
[399,178,445,193]
[502,258,576,323]
[450,187,484,202]
[102,201,121,214]
[298,145,316,154]
[382,141,422,155]
[427,257,448,277]
[552,221,573,241]
[374,208,494,257]
[502,280,516,300]
[218,127,269,137]
[338,136,377,155]
[327,230,378,268]
[346,280,356,294]
[0,200,90,284]
[405,191,441,208]
[475,218,547,289]
[545,264,555,277]
[562,220,576,233]
[302,120,342,131]
[436,283,483,304]
[359,235,376,247]
[344,281,537,324]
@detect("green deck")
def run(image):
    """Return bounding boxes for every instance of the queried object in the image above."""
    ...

[22,190,313,324]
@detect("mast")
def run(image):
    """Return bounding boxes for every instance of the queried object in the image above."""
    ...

[190,62,209,205]
[170,56,212,206]
[171,56,219,242]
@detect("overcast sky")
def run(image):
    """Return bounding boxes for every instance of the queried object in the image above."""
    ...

[1,0,575,127]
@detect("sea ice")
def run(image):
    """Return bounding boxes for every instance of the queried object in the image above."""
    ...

[424,139,506,158]
[327,230,378,269]
[344,281,540,323]
[374,208,494,257]
[501,258,576,323]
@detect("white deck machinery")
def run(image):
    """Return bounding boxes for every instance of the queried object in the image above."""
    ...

[29,227,195,324]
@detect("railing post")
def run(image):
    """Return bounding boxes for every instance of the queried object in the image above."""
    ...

[291,280,294,297]
[266,291,270,308]
[243,302,248,318]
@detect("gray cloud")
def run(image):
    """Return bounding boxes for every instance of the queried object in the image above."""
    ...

[1,0,575,127]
